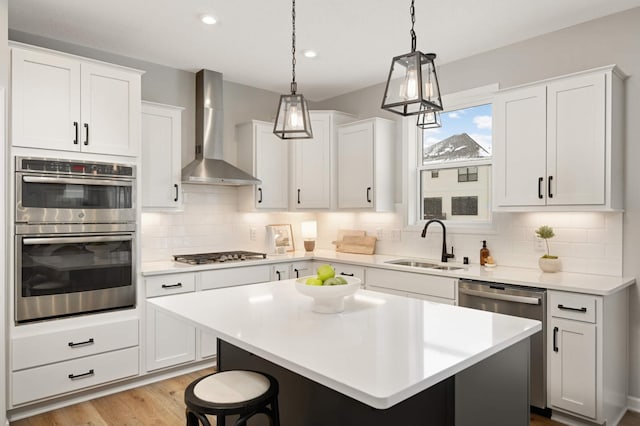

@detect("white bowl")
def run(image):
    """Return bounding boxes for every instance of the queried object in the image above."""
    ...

[295,276,361,313]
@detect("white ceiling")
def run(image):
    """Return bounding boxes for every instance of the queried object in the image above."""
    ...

[8,0,640,101]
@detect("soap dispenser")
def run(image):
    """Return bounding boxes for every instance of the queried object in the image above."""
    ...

[480,240,490,266]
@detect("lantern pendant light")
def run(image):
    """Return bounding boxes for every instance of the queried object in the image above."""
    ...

[381,0,443,117]
[417,109,441,129]
[273,0,313,139]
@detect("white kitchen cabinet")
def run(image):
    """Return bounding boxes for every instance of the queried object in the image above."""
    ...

[493,65,624,211]
[199,265,271,290]
[237,120,289,210]
[337,118,395,211]
[365,267,456,303]
[11,46,142,157]
[291,261,314,279]
[145,273,197,371]
[10,317,139,406]
[141,102,184,210]
[547,289,628,424]
[271,263,291,281]
[290,111,354,210]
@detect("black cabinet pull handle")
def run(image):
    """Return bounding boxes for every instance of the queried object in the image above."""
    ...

[340,272,354,276]
[366,187,372,203]
[174,184,179,202]
[69,369,95,380]
[553,327,559,352]
[83,123,89,145]
[162,283,182,289]
[538,177,543,199]
[558,304,587,313]
[293,268,300,278]
[73,121,79,144]
[548,176,554,198]
[68,338,94,348]
[276,271,281,280]
[297,189,301,204]
[258,187,263,204]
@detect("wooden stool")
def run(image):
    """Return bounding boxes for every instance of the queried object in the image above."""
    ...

[185,370,280,426]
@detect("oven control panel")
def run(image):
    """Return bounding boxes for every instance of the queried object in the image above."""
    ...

[17,157,135,177]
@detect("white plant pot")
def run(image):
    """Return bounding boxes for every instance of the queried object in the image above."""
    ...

[538,257,561,273]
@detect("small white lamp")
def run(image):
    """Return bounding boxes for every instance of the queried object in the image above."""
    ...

[301,220,317,252]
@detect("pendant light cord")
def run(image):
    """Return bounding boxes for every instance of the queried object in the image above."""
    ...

[410,0,417,53]
[290,0,298,94]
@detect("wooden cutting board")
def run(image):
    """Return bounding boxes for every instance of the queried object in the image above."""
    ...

[332,235,377,254]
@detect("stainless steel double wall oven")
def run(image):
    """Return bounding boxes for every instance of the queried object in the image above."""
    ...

[15,157,137,323]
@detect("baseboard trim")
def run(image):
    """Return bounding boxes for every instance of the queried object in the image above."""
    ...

[628,395,640,413]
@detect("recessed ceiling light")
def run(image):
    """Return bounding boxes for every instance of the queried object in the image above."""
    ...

[302,50,317,58]
[200,14,217,25]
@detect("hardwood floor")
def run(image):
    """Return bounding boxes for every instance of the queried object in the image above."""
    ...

[10,368,640,425]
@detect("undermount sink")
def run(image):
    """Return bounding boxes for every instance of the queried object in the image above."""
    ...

[385,259,464,271]
[385,259,440,268]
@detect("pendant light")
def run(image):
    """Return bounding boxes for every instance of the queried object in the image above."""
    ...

[381,0,443,117]
[417,109,441,129]
[273,0,313,139]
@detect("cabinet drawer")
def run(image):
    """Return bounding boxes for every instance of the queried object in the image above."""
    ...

[549,291,598,323]
[12,346,139,406]
[332,263,366,283]
[366,268,455,300]
[146,272,196,297]
[12,318,139,371]
[200,265,271,290]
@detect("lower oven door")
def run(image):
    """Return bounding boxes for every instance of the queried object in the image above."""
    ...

[16,231,136,323]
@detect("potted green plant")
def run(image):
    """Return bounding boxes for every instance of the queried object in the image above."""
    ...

[535,225,561,272]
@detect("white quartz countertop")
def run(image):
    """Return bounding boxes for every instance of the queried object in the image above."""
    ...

[149,279,541,409]
[142,249,634,296]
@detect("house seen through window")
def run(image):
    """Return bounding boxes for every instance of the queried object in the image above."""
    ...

[419,103,492,223]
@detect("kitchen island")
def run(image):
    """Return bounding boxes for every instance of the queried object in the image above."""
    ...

[149,279,541,425]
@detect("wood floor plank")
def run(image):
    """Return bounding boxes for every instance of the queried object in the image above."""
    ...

[9,367,638,425]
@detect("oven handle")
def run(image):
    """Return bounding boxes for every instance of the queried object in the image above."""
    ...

[23,235,133,245]
[22,176,133,187]
[458,287,541,305]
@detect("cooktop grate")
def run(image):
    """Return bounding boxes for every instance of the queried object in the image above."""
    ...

[173,251,267,265]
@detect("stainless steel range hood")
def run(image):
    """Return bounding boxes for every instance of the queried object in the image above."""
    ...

[182,70,261,186]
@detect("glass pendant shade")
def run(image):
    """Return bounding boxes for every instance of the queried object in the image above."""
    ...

[417,109,441,129]
[381,51,443,116]
[274,91,313,139]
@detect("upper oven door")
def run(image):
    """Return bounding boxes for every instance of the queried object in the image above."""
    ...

[16,172,135,224]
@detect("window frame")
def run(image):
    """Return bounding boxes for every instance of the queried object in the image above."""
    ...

[404,83,499,233]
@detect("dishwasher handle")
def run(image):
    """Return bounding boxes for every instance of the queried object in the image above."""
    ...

[458,287,541,305]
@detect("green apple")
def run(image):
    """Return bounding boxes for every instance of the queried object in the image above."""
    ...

[334,276,348,285]
[305,277,323,286]
[316,264,335,282]
[323,277,341,286]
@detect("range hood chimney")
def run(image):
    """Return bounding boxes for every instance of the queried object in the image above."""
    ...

[181,70,261,186]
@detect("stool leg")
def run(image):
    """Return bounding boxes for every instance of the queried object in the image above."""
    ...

[186,409,212,426]
[217,414,226,426]
[271,396,280,426]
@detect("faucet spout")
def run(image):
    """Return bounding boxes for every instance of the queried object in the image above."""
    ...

[421,219,455,263]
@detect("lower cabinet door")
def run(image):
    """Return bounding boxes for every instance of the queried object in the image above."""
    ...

[12,346,139,406]
[146,304,196,371]
[548,317,597,418]
[199,330,218,359]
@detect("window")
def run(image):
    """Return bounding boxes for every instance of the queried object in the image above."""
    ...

[417,96,493,224]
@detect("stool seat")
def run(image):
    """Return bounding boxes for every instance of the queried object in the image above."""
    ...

[185,370,280,426]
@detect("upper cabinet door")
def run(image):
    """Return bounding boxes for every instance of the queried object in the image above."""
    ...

[255,123,289,209]
[12,49,81,151]
[81,62,141,156]
[292,112,332,209]
[546,73,606,206]
[493,85,547,207]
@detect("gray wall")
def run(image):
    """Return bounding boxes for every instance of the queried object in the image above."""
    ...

[318,7,640,401]
[8,30,282,168]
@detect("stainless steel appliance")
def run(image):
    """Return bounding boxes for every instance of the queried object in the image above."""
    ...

[458,279,547,410]
[173,251,267,265]
[16,156,135,224]
[15,157,137,324]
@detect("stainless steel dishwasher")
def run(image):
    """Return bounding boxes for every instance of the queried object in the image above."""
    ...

[458,279,547,410]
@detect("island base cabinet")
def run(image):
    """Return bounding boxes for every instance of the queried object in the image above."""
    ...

[12,347,139,406]
[548,318,597,419]
[145,305,196,372]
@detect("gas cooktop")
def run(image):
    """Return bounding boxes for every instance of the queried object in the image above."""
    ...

[173,251,267,265]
